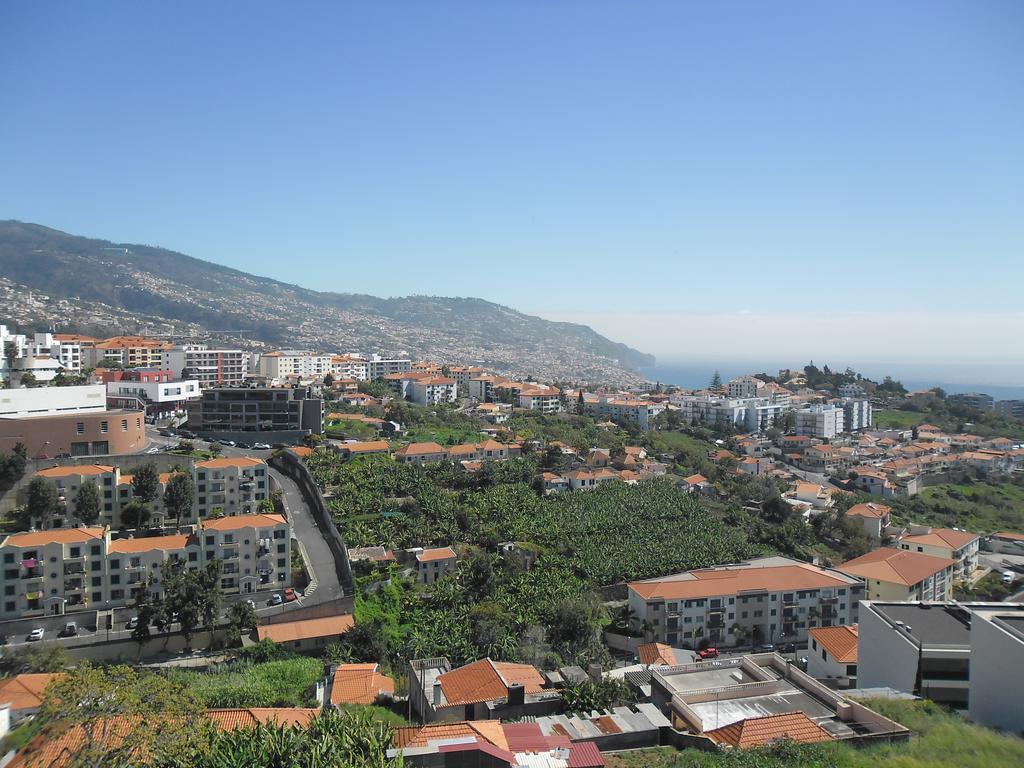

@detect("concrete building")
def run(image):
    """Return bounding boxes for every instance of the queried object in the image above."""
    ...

[407,376,457,406]
[947,392,995,411]
[984,531,1024,556]
[858,600,1024,712]
[583,396,665,430]
[650,652,907,745]
[166,345,248,387]
[727,377,763,399]
[186,386,324,441]
[0,513,290,619]
[394,442,447,465]
[844,502,892,541]
[329,355,369,381]
[838,383,867,399]
[83,336,172,370]
[994,399,1024,420]
[627,556,864,648]
[0,386,145,457]
[896,526,979,582]
[365,355,412,380]
[194,457,270,517]
[837,548,955,602]
[807,624,858,687]
[518,386,562,413]
[795,404,845,439]
[256,614,355,651]
[841,399,872,432]
[412,546,458,584]
[257,351,333,381]
[104,370,200,418]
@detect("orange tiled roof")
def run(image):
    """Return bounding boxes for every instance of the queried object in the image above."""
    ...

[0,673,61,710]
[630,563,853,601]
[395,442,446,457]
[195,456,266,469]
[202,513,286,531]
[35,464,115,478]
[288,446,314,457]
[438,659,545,707]
[108,534,196,554]
[900,527,979,550]
[342,440,390,453]
[206,708,321,730]
[839,547,955,587]
[637,642,677,666]
[394,721,510,751]
[416,546,457,563]
[3,527,105,548]
[846,502,891,519]
[808,624,859,663]
[705,711,833,748]
[330,663,395,705]
[993,531,1024,542]
[256,614,354,643]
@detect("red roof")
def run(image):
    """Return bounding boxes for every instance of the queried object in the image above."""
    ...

[330,663,395,705]
[705,711,833,748]
[437,658,545,707]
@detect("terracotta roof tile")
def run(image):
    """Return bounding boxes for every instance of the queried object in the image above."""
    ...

[808,624,859,663]
[3,528,105,548]
[900,528,979,550]
[416,546,457,563]
[195,457,266,469]
[35,464,115,478]
[630,563,855,601]
[256,614,354,643]
[330,663,395,705]
[0,674,61,710]
[638,642,677,666]
[202,513,285,531]
[705,711,833,748]
[846,502,891,519]
[437,658,545,707]
[839,547,955,587]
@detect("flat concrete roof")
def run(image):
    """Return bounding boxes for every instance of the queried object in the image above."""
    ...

[659,665,758,693]
[688,682,851,735]
[870,603,971,647]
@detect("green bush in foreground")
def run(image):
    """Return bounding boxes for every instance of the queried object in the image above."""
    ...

[165,656,324,708]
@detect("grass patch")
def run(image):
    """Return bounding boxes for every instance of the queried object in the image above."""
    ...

[337,703,409,726]
[891,478,1024,533]
[603,699,1024,768]
[165,656,324,708]
[402,424,485,445]
[875,409,928,428]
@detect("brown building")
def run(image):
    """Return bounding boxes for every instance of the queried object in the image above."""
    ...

[0,409,146,458]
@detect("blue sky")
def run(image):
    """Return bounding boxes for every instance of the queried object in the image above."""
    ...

[2,2,1022,363]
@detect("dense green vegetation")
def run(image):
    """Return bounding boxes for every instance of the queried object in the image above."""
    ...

[164,656,324,708]
[890,476,1024,534]
[604,699,1024,768]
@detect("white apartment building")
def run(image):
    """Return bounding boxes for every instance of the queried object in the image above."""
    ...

[365,355,412,379]
[408,377,458,406]
[727,376,763,399]
[896,526,979,582]
[627,556,864,648]
[166,345,248,387]
[842,398,872,432]
[330,355,369,381]
[0,513,290,619]
[838,547,955,602]
[838,383,867,399]
[82,337,172,370]
[194,457,270,517]
[518,386,562,413]
[258,351,334,381]
[585,396,665,430]
[795,404,845,439]
[29,333,82,374]
[105,377,200,417]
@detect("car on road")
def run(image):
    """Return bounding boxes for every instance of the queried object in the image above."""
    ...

[236,442,251,449]
[59,622,77,637]
[158,429,176,437]
[699,647,719,659]
[283,587,297,602]
[268,594,284,606]
[146,447,162,454]
[126,616,139,630]
[756,643,776,653]
[1003,570,1016,585]
[178,430,197,439]
[27,628,45,642]
[253,442,271,450]
[781,643,797,654]
[223,440,236,447]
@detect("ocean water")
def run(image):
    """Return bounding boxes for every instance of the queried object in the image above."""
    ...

[639,360,1024,401]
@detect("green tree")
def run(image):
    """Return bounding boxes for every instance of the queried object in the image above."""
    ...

[33,663,210,768]
[163,472,195,525]
[323,372,335,388]
[18,371,39,388]
[710,370,723,391]
[226,599,259,646]
[25,476,61,529]
[162,557,223,647]
[0,643,70,676]
[131,462,160,504]
[75,479,102,525]
[209,441,224,457]
[120,499,151,529]
[131,577,155,654]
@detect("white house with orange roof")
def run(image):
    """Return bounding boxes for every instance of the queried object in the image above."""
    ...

[518,386,562,413]
[627,556,864,647]
[844,502,892,541]
[838,547,955,601]
[786,481,834,510]
[896,526,979,581]
[408,376,458,406]
[411,546,458,584]
[807,624,859,685]
[395,442,448,465]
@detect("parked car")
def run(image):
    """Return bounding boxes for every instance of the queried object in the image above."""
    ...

[126,616,139,630]
[59,622,77,638]
[283,588,297,602]
[27,628,45,642]
[236,442,251,449]
[158,429,176,437]
[146,447,162,454]
[253,442,272,450]
[757,643,776,653]
[268,594,284,606]
[1003,570,1016,585]
[699,647,719,659]
[781,643,797,654]
[223,440,236,447]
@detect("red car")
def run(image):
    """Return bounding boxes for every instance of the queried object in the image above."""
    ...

[699,647,719,659]
[283,588,298,602]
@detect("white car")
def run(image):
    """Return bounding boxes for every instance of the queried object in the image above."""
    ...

[253,443,271,450]
[27,628,44,641]
[268,594,284,606]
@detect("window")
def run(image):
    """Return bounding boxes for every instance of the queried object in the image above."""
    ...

[91,576,102,587]
[90,545,100,556]
[76,422,85,434]
[70,547,80,558]
[121,419,128,432]
[846,664,857,676]
[2,554,12,564]
[100,421,109,433]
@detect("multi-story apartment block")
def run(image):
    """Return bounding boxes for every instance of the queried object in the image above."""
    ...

[468,374,506,402]
[994,399,1024,420]
[518,386,562,413]
[186,386,324,439]
[896,526,979,582]
[584,396,665,430]
[947,392,994,411]
[838,547,955,601]
[258,351,334,381]
[103,369,200,418]
[838,383,867,399]
[407,376,457,406]
[330,355,369,381]
[727,376,763,399]
[447,365,484,392]
[0,513,290,619]
[627,556,864,648]
[194,457,269,517]
[841,399,872,432]
[166,345,248,388]
[29,332,82,373]
[83,336,172,370]
[364,355,412,380]
[795,404,845,439]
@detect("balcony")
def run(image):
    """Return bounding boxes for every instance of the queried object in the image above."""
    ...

[707,617,725,629]
[64,563,85,575]
[21,568,43,580]
[819,596,839,605]
[63,580,84,592]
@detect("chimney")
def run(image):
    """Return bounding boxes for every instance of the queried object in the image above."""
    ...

[506,683,525,706]
[432,681,443,706]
